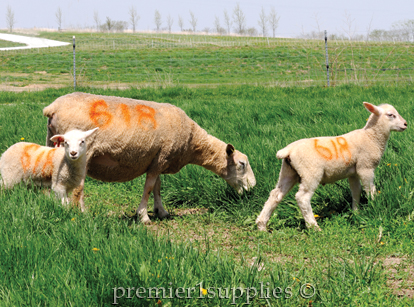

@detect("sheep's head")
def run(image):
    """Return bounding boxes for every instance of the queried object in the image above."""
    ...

[50,128,99,161]
[364,102,407,132]
[223,144,256,194]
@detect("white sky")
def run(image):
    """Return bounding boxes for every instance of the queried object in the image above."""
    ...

[2,0,413,37]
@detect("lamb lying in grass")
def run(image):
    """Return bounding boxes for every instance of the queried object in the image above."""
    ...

[0,128,98,208]
[256,102,407,231]
[43,92,256,224]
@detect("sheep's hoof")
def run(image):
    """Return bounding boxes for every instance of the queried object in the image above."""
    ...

[256,220,267,231]
[156,210,170,220]
[139,215,152,225]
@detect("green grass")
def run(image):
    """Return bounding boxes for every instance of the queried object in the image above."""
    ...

[0,32,413,88]
[0,85,413,305]
[0,39,26,48]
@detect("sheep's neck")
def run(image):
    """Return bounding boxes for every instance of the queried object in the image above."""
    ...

[190,128,228,178]
[363,118,391,154]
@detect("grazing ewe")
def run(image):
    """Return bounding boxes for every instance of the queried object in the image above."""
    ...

[43,92,256,224]
[256,102,407,231]
[0,128,98,208]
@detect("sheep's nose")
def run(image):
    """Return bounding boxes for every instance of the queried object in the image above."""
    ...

[70,151,77,156]
[404,121,407,127]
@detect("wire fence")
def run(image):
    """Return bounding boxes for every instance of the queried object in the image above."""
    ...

[1,32,413,91]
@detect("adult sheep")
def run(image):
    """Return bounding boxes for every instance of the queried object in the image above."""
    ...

[43,92,256,224]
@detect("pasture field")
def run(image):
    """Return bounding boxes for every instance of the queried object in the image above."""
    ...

[0,39,25,48]
[0,85,413,306]
[0,31,413,89]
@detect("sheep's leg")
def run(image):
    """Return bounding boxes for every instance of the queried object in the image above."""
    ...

[348,176,362,210]
[357,168,376,200]
[53,185,69,206]
[256,160,299,231]
[77,174,87,212]
[72,185,84,208]
[295,183,320,230]
[136,173,158,225]
[153,175,170,219]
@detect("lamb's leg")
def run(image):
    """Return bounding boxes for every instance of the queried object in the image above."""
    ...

[153,175,170,219]
[136,173,158,225]
[72,185,84,208]
[53,185,69,206]
[256,160,299,231]
[295,183,320,230]
[348,176,362,210]
[357,168,376,200]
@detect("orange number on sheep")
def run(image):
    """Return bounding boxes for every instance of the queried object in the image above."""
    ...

[118,103,131,127]
[89,100,113,129]
[314,138,351,164]
[89,100,157,130]
[336,137,351,164]
[135,105,157,130]
[314,139,333,160]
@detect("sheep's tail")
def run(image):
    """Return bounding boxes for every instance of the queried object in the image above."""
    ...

[43,104,56,118]
[276,145,292,160]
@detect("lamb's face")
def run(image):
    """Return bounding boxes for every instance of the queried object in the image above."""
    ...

[224,145,256,194]
[380,105,407,132]
[50,128,99,161]
[61,130,88,161]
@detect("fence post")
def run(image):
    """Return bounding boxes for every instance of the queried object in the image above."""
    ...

[324,30,330,86]
[73,36,76,90]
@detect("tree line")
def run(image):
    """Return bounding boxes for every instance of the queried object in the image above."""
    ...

[4,4,414,42]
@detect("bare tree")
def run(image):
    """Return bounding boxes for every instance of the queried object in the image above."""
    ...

[178,15,184,31]
[154,10,162,32]
[129,5,140,33]
[189,10,197,32]
[55,7,63,31]
[223,9,232,35]
[268,7,280,38]
[93,11,101,32]
[6,5,16,33]
[104,16,114,32]
[167,14,173,33]
[232,3,246,35]
[342,11,357,40]
[214,16,221,34]
[258,7,267,37]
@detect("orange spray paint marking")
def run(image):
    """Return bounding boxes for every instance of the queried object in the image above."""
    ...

[89,100,113,129]
[314,139,333,160]
[118,103,131,127]
[32,150,46,173]
[336,137,352,164]
[21,144,40,173]
[135,105,157,130]
[314,137,352,164]
[41,149,56,178]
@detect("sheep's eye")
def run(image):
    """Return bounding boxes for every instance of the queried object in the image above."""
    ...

[239,161,246,169]
[387,113,396,119]
[80,140,85,144]
[64,141,68,145]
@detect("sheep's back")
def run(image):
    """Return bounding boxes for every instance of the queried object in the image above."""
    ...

[44,93,198,182]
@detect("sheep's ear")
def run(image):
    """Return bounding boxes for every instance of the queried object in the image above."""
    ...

[50,135,64,143]
[363,102,381,116]
[83,127,99,139]
[226,144,235,156]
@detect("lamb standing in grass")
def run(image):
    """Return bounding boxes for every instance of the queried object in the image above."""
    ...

[0,128,98,208]
[43,92,256,224]
[256,102,407,231]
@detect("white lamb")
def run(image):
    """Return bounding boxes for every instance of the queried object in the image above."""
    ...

[0,128,98,208]
[256,102,407,231]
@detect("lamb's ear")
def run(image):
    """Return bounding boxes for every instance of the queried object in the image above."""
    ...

[83,127,99,139]
[50,135,64,143]
[226,144,235,156]
[363,102,381,116]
